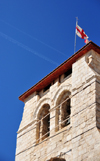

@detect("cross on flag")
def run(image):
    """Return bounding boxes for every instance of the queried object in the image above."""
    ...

[76,24,88,40]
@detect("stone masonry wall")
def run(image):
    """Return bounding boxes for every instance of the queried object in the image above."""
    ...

[16,75,72,161]
[15,49,100,161]
[71,50,100,160]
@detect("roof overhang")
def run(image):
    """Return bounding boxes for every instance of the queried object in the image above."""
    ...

[19,41,100,102]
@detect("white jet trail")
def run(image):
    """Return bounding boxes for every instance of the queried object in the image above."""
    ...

[0,19,66,56]
[0,31,59,66]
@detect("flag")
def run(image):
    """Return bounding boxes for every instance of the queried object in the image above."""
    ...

[84,39,89,44]
[76,24,88,39]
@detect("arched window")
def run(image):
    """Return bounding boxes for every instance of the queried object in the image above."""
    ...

[49,157,66,161]
[55,91,71,132]
[36,104,50,143]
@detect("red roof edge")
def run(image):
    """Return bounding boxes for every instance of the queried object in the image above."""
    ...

[19,41,100,102]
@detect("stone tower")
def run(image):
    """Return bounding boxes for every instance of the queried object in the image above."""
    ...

[15,41,100,161]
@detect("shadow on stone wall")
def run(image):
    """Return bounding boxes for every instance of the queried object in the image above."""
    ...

[96,103,100,130]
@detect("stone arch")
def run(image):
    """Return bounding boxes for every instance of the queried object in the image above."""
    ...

[53,84,71,107]
[49,157,66,161]
[35,98,51,143]
[33,97,51,120]
[56,90,71,106]
[36,103,50,143]
[53,85,71,131]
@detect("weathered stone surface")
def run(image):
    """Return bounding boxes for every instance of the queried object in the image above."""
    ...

[15,49,100,161]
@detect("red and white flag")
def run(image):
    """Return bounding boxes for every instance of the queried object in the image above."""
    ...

[84,39,89,44]
[76,24,88,40]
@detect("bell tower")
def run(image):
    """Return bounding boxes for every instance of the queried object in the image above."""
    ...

[15,41,100,161]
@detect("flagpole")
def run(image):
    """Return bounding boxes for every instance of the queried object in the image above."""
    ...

[74,17,78,53]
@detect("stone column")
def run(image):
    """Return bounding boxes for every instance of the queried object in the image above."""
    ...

[59,105,62,130]
[55,107,59,132]
[50,107,56,137]
[40,119,43,141]
[36,119,40,144]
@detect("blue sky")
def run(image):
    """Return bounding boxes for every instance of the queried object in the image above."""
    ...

[0,0,100,160]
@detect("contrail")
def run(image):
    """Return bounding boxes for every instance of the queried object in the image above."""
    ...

[0,19,66,57]
[0,31,59,66]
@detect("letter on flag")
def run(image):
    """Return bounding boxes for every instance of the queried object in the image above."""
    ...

[76,25,88,40]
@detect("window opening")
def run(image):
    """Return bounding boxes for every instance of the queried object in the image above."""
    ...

[59,75,61,83]
[49,157,66,161]
[42,112,50,139]
[55,91,71,132]
[61,98,70,128]
[43,84,51,92]
[36,104,50,143]
[64,68,72,78]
